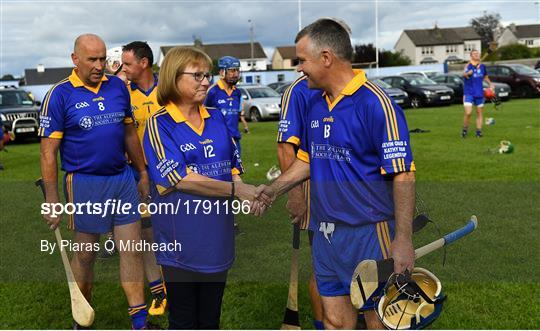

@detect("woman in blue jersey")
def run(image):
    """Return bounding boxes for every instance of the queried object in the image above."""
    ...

[142,47,256,329]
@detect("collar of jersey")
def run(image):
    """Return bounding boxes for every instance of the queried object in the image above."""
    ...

[217,79,236,96]
[69,69,108,94]
[323,69,366,111]
[130,74,158,96]
[165,102,210,135]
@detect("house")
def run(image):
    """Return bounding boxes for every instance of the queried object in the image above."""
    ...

[159,42,267,71]
[497,24,540,48]
[271,46,297,69]
[394,26,482,65]
[23,65,73,102]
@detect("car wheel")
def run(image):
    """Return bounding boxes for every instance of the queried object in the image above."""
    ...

[411,96,422,108]
[518,85,534,98]
[250,108,262,122]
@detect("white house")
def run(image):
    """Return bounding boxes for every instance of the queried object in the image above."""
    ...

[497,24,540,48]
[159,42,267,71]
[394,26,482,65]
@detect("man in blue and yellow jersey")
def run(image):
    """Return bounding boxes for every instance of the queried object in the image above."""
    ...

[121,41,167,316]
[39,34,152,329]
[277,76,326,329]
[462,49,494,138]
[205,56,249,156]
[254,19,416,329]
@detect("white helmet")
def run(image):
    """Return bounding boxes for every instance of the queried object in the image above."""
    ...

[106,47,123,74]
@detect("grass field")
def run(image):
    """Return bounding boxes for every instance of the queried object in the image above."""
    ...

[0,98,539,329]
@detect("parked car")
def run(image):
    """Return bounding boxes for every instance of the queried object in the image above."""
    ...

[380,75,454,108]
[237,85,281,121]
[485,64,540,98]
[275,82,293,96]
[0,86,41,141]
[371,78,411,108]
[398,71,441,79]
[267,81,291,92]
[431,74,511,102]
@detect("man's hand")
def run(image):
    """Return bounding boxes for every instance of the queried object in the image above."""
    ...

[390,236,415,274]
[286,187,306,224]
[251,184,277,216]
[235,182,256,202]
[43,202,62,230]
[137,170,150,203]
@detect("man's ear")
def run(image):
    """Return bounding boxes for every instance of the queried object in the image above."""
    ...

[71,53,78,67]
[140,57,149,69]
[320,49,333,68]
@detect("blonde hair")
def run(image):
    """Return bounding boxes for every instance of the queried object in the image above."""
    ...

[157,46,212,106]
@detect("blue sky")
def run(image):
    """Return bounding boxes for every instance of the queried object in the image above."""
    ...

[1,0,538,77]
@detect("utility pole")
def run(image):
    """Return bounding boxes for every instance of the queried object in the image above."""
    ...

[375,0,379,76]
[298,0,302,31]
[249,19,254,71]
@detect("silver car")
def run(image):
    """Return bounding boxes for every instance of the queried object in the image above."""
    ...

[238,85,281,122]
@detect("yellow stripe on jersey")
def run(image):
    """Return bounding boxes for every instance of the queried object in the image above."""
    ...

[278,76,308,142]
[297,149,310,163]
[365,82,399,141]
[285,136,300,146]
[410,161,416,172]
[48,131,63,139]
[232,168,241,175]
[39,78,69,136]
[147,110,182,185]
[367,81,401,141]
[391,159,398,173]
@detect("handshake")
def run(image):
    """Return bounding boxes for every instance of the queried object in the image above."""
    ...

[234,181,307,222]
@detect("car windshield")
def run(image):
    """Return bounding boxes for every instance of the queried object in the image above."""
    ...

[509,65,539,75]
[0,90,34,107]
[404,76,437,86]
[247,87,280,98]
[372,79,392,89]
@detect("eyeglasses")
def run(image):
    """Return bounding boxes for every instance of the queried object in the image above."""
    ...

[178,71,212,82]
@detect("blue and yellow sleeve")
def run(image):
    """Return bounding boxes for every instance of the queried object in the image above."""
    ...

[143,116,189,195]
[38,87,65,139]
[277,83,305,146]
[370,96,415,175]
[231,138,244,176]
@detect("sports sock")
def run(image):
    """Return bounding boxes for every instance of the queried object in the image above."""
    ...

[462,127,468,137]
[313,319,324,330]
[128,303,148,329]
[149,279,165,298]
[475,129,482,137]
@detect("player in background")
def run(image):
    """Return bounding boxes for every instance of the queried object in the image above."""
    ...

[121,40,167,316]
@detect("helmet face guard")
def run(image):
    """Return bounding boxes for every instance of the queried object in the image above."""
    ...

[498,140,514,154]
[377,268,445,330]
[106,47,123,75]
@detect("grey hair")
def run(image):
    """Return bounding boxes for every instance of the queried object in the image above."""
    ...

[295,18,353,61]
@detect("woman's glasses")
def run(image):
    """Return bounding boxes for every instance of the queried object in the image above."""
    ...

[178,71,212,82]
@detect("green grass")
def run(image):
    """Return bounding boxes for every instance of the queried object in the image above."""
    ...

[1,99,539,329]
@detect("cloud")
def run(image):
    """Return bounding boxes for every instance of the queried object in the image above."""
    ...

[1,1,537,77]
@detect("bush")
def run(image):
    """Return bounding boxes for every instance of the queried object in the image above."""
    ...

[486,44,539,61]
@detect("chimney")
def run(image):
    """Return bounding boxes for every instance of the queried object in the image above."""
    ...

[37,64,45,73]
[509,23,517,33]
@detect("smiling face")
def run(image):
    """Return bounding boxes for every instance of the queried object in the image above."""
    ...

[470,50,480,62]
[295,36,323,89]
[175,63,211,104]
[121,50,147,83]
[71,35,106,87]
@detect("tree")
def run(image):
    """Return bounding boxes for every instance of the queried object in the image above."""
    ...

[353,43,411,67]
[1,74,15,81]
[470,11,502,50]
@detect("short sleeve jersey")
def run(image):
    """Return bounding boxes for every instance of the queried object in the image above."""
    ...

[205,79,243,139]
[128,75,160,145]
[143,103,243,272]
[38,69,133,175]
[463,63,487,97]
[297,71,415,228]
[277,76,321,147]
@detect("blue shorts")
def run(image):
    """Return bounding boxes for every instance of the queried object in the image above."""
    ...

[312,220,394,310]
[464,95,485,107]
[64,166,140,234]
